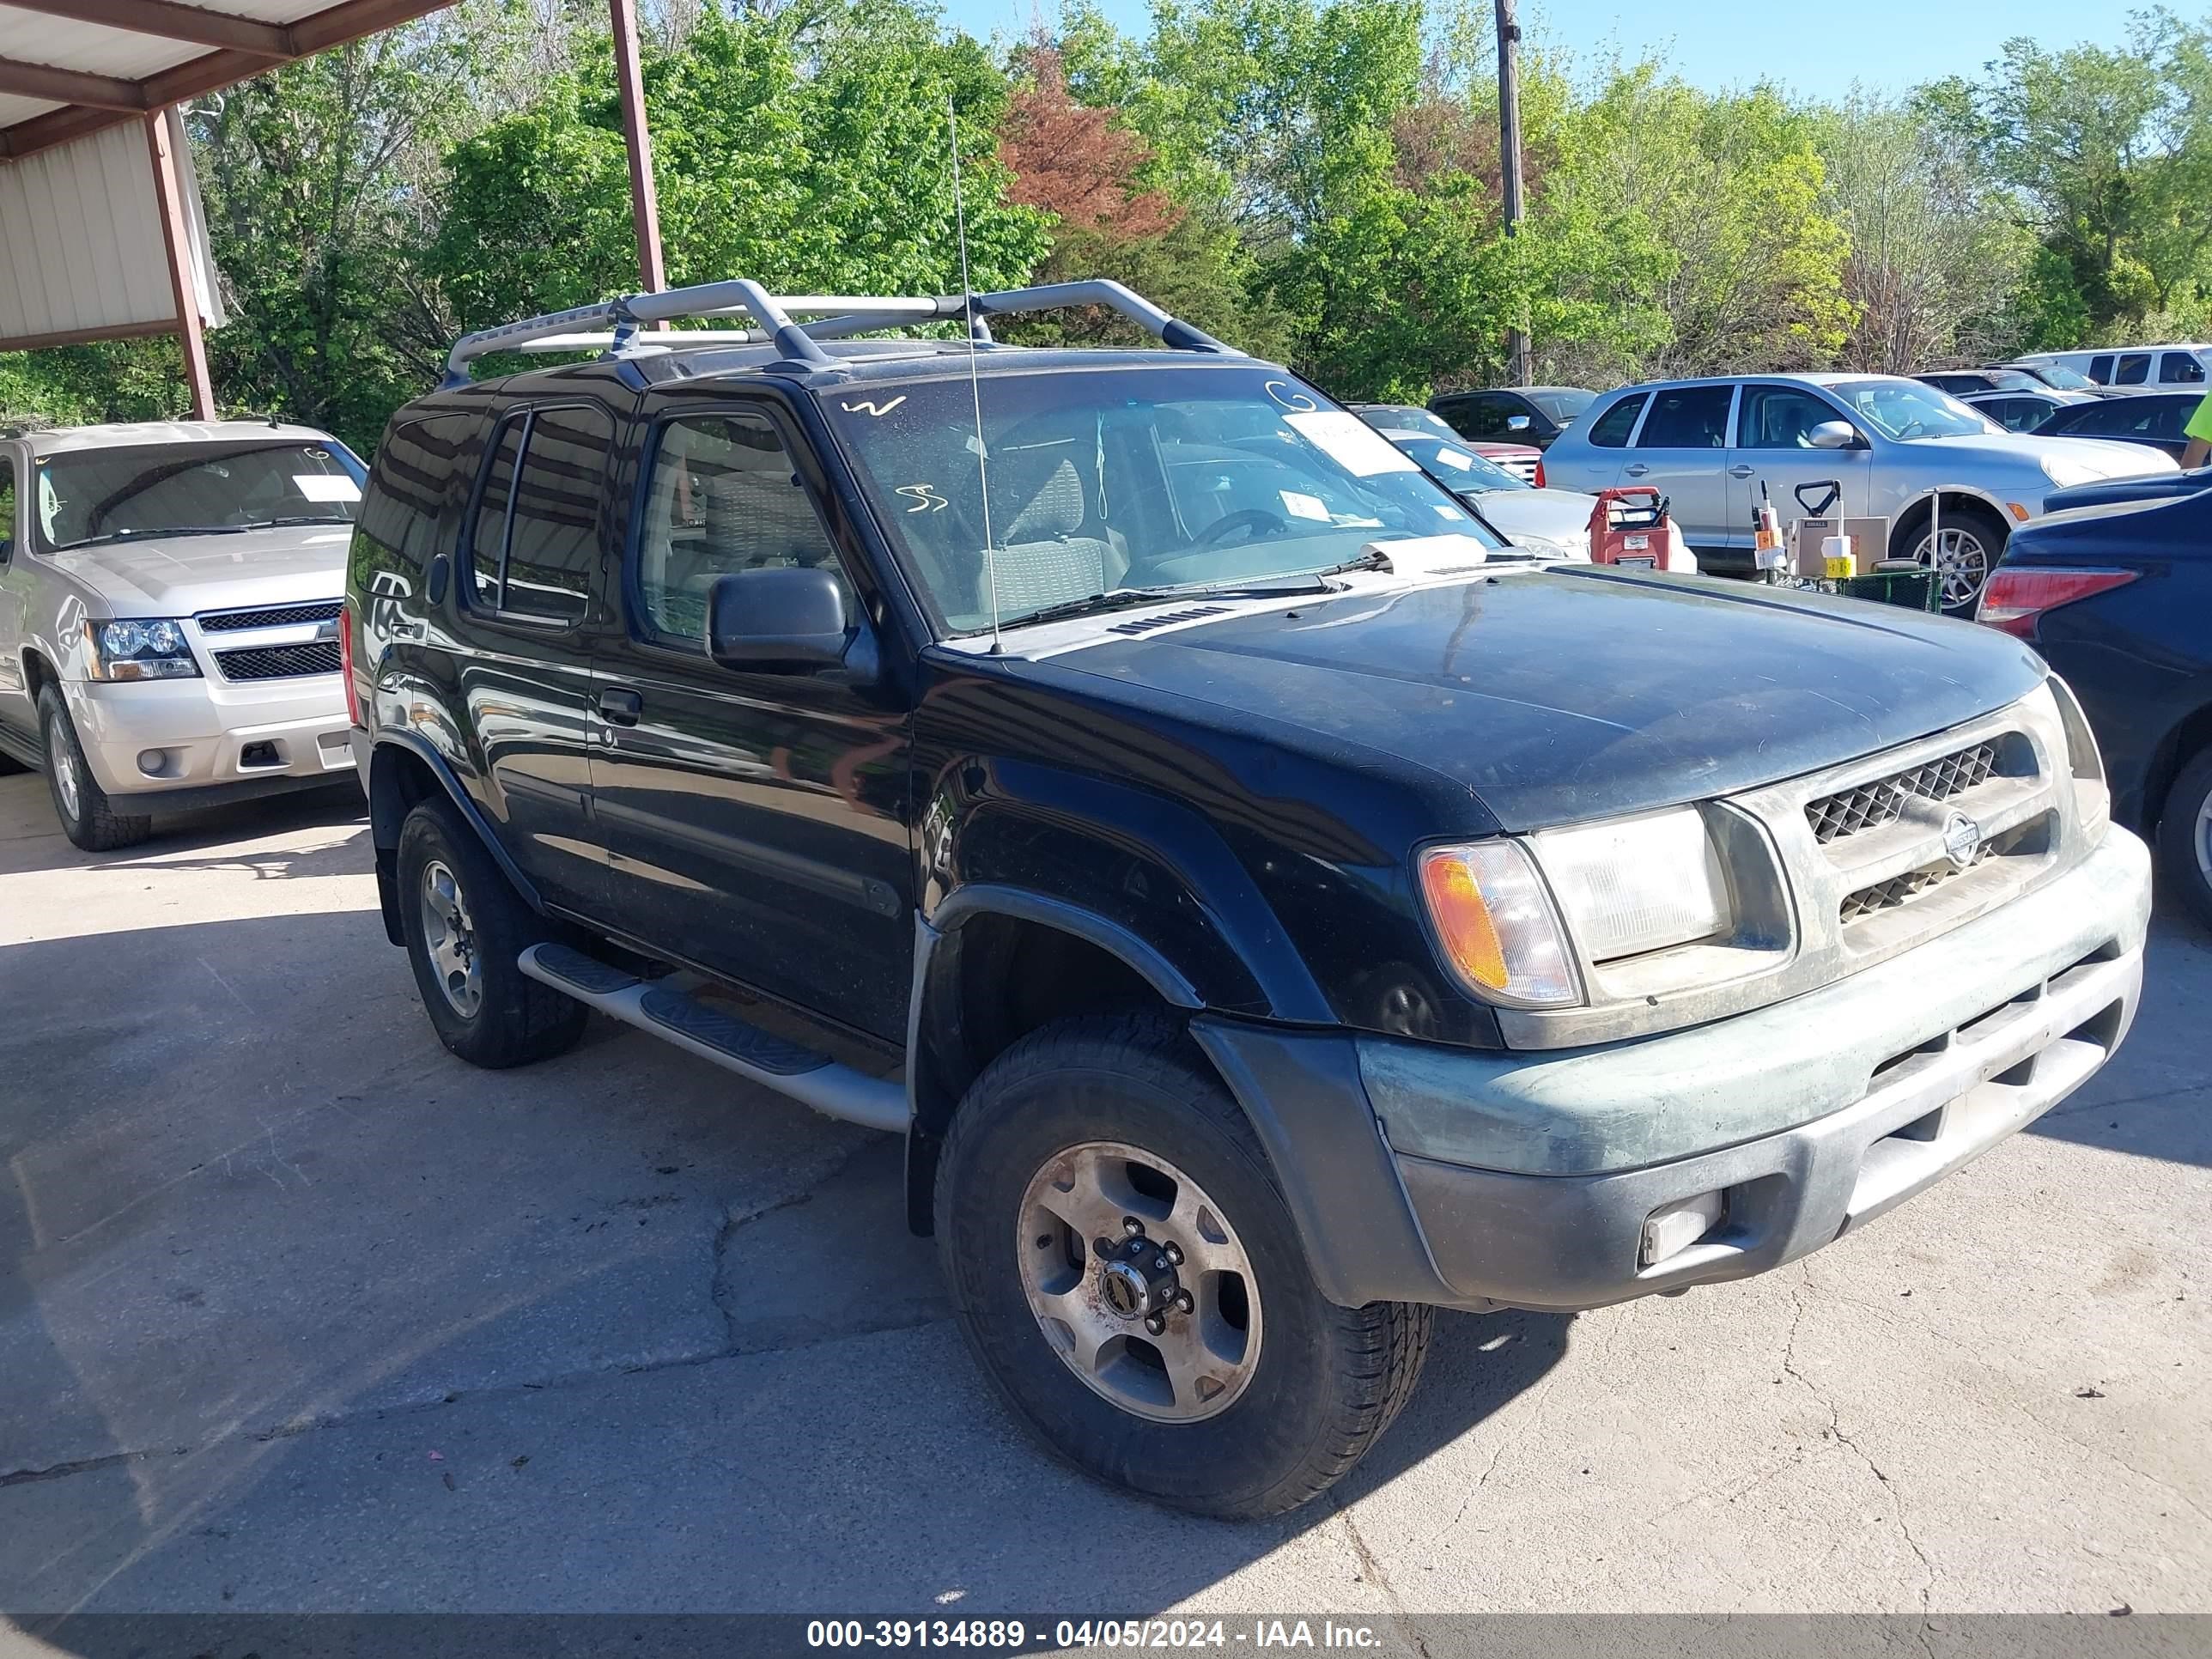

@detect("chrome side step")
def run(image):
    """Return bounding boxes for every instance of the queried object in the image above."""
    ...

[519,943,908,1133]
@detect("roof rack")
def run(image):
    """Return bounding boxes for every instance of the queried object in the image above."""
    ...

[441,278,1237,386]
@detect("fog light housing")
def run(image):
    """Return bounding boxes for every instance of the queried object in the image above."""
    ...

[1640,1190,1727,1267]
[136,749,167,775]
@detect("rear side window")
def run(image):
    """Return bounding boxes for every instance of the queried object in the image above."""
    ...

[2088,355,2114,383]
[2162,352,2206,385]
[2114,353,2151,386]
[0,454,15,561]
[633,411,849,645]
[467,404,615,623]
[1637,386,1734,448]
[1584,392,1646,448]
[356,413,474,578]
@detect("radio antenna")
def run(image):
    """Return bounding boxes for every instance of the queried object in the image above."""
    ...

[948,95,1002,654]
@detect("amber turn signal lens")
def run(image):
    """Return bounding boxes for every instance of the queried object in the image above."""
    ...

[1417,842,1579,1007]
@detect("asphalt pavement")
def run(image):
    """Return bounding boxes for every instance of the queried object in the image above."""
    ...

[1,769,2207,1631]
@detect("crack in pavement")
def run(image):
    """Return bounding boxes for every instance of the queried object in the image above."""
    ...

[1328,1495,1432,1659]
[0,1450,154,1492]
[1778,1272,1937,1633]
[709,1136,878,1352]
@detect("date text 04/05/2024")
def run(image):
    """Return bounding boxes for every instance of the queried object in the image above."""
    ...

[804,1620,1384,1650]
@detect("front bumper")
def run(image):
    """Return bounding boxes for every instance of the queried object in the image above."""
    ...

[1197,828,2149,1315]
[64,675,357,806]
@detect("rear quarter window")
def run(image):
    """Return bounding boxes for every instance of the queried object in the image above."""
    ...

[354,413,477,589]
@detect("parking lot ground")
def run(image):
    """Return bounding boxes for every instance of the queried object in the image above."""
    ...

[2,769,2209,1626]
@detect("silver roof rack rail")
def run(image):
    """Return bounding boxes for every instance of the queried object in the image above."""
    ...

[441,278,1237,386]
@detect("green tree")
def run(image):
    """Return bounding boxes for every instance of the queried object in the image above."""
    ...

[428,0,1049,334]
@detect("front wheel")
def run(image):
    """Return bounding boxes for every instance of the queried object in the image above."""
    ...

[37,685,151,852]
[2156,747,2212,934]
[1899,502,2005,615]
[934,1016,1430,1518]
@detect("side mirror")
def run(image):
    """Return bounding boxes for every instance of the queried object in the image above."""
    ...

[707,566,850,672]
[1807,421,1862,451]
[1504,413,1533,432]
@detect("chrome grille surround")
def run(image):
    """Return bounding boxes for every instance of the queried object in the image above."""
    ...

[1494,683,2084,1051]
[181,596,344,684]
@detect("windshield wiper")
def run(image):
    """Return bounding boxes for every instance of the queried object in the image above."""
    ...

[51,516,349,551]
[1007,576,1333,630]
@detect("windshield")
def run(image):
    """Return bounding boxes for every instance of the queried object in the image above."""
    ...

[1525,389,1595,422]
[824,365,1503,635]
[2033,363,2096,391]
[1358,405,1459,441]
[1980,369,2043,392]
[1825,379,1998,441]
[35,441,364,551]
[1387,433,1529,492]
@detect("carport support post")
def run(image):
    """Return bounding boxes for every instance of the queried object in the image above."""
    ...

[609,0,667,308]
[144,106,215,422]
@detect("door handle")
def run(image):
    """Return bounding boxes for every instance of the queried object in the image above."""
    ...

[597,687,643,726]
[1623,464,1651,477]
[1728,464,1756,478]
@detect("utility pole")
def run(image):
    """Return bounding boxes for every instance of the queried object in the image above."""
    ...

[609,0,667,311]
[1495,0,1532,386]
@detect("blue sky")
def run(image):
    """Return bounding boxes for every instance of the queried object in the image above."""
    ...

[940,0,2142,97]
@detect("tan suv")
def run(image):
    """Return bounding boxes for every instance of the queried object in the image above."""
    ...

[0,421,365,850]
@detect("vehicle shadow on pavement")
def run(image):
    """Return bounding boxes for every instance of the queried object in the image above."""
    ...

[2027,910,2212,1168]
[0,894,1570,1622]
[0,775,365,880]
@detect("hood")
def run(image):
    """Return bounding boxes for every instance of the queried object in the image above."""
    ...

[46,526,353,617]
[1039,568,2047,830]
[2045,468,2208,513]
[1463,487,1596,551]
[1917,430,2176,478]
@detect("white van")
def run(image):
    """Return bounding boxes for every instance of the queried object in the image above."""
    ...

[2014,345,2212,390]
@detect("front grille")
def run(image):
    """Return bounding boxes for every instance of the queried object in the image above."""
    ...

[1492,455,1539,483]
[1806,741,2000,844]
[198,600,342,633]
[1838,822,2032,923]
[214,641,342,681]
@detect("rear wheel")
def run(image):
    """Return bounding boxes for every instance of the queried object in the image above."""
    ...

[935,1015,1430,1518]
[396,795,586,1067]
[2156,747,2212,934]
[37,685,151,852]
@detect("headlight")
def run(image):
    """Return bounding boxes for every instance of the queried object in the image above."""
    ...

[2039,454,2101,489]
[1419,807,1734,1008]
[1528,808,1731,961]
[85,617,200,681]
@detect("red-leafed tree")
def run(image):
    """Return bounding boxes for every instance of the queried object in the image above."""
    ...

[999,46,1181,240]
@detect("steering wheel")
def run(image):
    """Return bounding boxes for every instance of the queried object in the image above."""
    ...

[1195,507,1289,547]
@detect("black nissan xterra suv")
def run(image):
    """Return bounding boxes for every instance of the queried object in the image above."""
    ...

[348,279,2150,1518]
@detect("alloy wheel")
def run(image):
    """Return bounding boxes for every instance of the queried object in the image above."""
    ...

[1916,525,1990,610]
[419,858,484,1018]
[50,742,82,823]
[1016,1139,1262,1424]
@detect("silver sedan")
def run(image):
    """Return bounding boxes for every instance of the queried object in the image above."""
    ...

[1540,374,2174,611]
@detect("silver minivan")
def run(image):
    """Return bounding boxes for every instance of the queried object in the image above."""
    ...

[1540,374,2172,611]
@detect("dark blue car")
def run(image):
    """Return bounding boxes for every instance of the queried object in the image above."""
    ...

[1983,483,2212,926]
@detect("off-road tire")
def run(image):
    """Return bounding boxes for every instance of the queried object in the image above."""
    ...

[2156,746,2212,934]
[396,794,586,1068]
[935,1014,1431,1518]
[37,685,152,852]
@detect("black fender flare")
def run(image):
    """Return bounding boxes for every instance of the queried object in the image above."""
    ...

[367,730,542,943]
